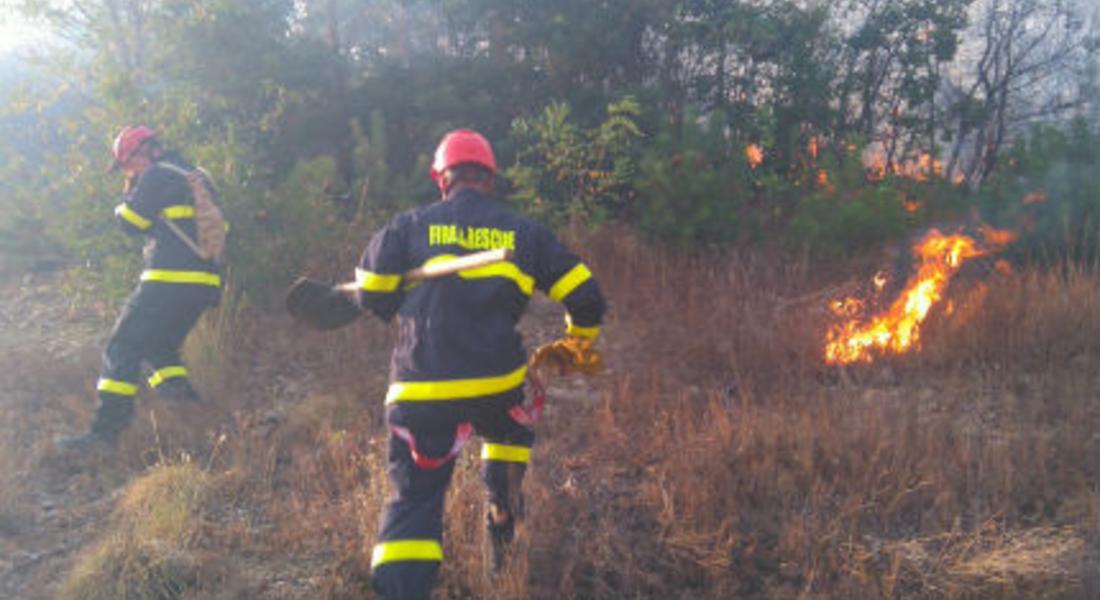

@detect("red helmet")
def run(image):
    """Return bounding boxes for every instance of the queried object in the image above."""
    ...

[430,129,497,188]
[110,125,157,170]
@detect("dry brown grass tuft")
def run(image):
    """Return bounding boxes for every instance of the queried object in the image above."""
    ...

[58,462,220,600]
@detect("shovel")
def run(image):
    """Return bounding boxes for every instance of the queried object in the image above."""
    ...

[286,248,513,330]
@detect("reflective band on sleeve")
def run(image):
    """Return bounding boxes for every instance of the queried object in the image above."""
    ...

[97,378,138,396]
[148,366,188,388]
[114,204,152,230]
[161,205,195,219]
[355,268,402,292]
[565,314,600,339]
[420,254,535,295]
[140,270,221,286]
[386,365,527,403]
[370,540,444,568]
[548,263,592,302]
[481,443,531,464]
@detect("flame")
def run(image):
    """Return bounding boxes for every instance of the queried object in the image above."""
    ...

[808,137,819,160]
[1023,192,1047,205]
[904,200,922,214]
[817,169,829,186]
[824,228,1014,365]
[978,224,1018,248]
[872,271,888,291]
[862,144,950,183]
[746,144,764,168]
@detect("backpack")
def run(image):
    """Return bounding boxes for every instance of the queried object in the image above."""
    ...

[158,161,227,263]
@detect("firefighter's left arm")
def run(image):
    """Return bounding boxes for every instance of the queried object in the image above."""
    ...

[533,226,607,340]
[354,215,409,322]
[113,168,169,235]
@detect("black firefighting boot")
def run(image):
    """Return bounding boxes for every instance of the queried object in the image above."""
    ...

[484,510,515,577]
[155,379,205,404]
[56,398,132,452]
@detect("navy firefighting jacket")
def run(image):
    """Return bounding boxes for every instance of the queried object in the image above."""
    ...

[356,188,607,404]
[114,152,222,298]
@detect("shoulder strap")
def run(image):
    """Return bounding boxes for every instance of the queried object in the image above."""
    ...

[153,161,207,259]
[156,161,192,177]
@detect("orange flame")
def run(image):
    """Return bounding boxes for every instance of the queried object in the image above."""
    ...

[1022,192,1047,205]
[904,200,922,214]
[978,224,1018,248]
[862,144,949,183]
[746,144,764,168]
[824,227,1015,365]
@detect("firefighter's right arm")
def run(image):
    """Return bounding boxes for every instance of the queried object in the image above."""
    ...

[354,217,409,322]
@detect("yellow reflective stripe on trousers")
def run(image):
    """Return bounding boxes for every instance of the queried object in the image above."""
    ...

[370,539,443,568]
[565,314,600,339]
[481,443,531,464]
[548,263,593,302]
[386,365,527,403]
[148,366,188,388]
[355,268,402,292]
[141,270,221,286]
[161,205,195,219]
[421,254,535,296]
[97,378,138,396]
[114,204,152,230]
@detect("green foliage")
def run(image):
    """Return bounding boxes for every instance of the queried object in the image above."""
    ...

[229,155,369,303]
[632,112,756,246]
[787,180,909,259]
[976,119,1100,265]
[506,96,642,226]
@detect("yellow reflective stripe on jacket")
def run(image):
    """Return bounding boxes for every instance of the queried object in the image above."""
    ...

[370,540,443,568]
[481,443,531,464]
[386,365,527,403]
[161,205,195,219]
[140,270,221,286]
[114,204,152,230]
[355,268,402,292]
[148,366,188,388]
[565,314,600,339]
[548,263,593,302]
[422,254,534,295]
[97,378,138,396]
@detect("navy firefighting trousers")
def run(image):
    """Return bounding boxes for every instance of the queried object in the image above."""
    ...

[371,388,535,600]
[94,284,214,431]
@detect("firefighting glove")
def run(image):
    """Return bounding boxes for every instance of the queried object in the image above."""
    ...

[531,336,604,376]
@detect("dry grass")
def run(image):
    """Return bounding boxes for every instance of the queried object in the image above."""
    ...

[7,228,1098,598]
[57,462,215,600]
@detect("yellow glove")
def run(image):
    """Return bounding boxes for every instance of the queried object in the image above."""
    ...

[531,336,604,376]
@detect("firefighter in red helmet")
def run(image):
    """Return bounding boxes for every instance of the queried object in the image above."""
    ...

[56,125,225,451]
[359,129,606,598]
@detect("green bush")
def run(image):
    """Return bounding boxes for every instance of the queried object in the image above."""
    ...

[975,119,1100,265]
[631,112,755,246]
[506,96,642,227]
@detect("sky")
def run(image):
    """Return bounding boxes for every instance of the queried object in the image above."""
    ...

[0,11,49,55]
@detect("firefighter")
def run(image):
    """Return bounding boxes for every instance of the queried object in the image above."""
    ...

[56,126,223,451]
[361,130,606,598]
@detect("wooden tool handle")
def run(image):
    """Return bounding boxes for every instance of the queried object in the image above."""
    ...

[335,248,513,292]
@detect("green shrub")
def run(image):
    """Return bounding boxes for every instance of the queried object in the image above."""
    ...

[506,96,642,227]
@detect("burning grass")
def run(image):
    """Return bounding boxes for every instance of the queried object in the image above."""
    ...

[5,227,1098,598]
